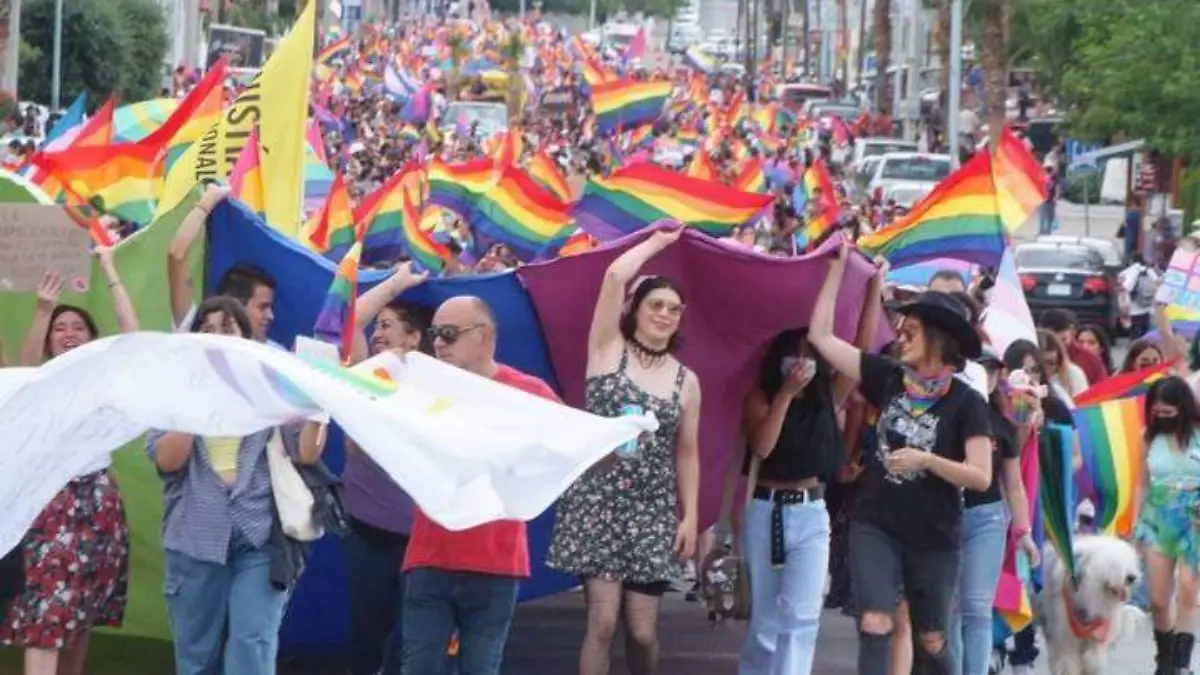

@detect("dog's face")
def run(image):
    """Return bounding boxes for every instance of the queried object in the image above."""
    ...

[1073,535,1141,611]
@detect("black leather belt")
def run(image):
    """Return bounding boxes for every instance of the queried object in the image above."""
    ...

[753,484,824,504]
[753,485,824,567]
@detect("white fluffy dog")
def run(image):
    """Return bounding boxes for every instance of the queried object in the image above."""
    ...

[1039,534,1149,675]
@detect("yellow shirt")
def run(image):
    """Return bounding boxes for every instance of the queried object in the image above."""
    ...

[205,437,241,484]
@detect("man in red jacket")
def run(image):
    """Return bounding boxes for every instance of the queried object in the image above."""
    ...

[1039,308,1109,385]
[400,295,560,675]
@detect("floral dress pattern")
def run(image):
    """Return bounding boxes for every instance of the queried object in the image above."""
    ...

[547,347,687,584]
[1,470,129,649]
[1134,433,1200,570]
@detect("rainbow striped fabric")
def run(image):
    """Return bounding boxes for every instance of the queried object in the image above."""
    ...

[304,172,358,262]
[858,151,1010,268]
[229,128,265,219]
[1074,360,1172,407]
[33,142,161,225]
[573,162,773,241]
[590,79,672,135]
[402,195,452,273]
[1075,396,1145,538]
[313,239,363,363]
[993,128,1050,232]
[794,158,840,250]
[355,163,430,266]
[468,165,573,262]
[527,150,571,201]
[427,157,494,217]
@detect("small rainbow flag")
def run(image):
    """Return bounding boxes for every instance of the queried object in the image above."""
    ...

[1074,360,1172,407]
[229,128,265,219]
[1039,423,1077,582]
[590,79,673,135]
[993,128,1049,233]
[1075,397,1145,538]
[355,163,427,266]
[858,151,1010,268]
[527,149,571,202]
[403,195,451,274]
[427,157,494,218]
[733,157,767,194]
[794,158,840,250]
[313,239,363,363]
[573,162,773,241]
[686,150,717,182]
[304,172,358,262]
[468,165,573,262]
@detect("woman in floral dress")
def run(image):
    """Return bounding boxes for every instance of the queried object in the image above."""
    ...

[548,226,702,675]
[4,248,137,675]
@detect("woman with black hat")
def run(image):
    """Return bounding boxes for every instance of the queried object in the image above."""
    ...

[808,241,993,675]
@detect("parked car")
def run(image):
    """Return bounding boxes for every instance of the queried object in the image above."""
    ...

[864,152,952,204]
[1016,241,1119,332]
[850,137,919,172]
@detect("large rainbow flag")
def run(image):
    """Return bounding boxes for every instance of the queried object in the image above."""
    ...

[426,157,494,217]
[590,79,672,135]
[468,165,573,262]
[858,151,1011,268]
[572,162,773,241]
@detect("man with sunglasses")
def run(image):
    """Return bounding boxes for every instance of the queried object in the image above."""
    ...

[400,295,560,675]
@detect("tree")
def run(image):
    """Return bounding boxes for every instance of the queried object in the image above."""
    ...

[1057,0,1200,161]
[872,0,891,115]
[18,0,167,108]
[980,0,1006,148]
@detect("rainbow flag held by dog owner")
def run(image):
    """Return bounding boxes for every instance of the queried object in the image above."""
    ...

[1075,397,1145,538]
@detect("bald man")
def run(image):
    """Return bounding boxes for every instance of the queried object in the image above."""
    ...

[400,296,560,675]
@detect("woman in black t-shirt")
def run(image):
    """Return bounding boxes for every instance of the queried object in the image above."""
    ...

[809,242,993,675]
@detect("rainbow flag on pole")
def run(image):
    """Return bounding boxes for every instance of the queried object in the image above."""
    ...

[468,165,573,262]
[427,157,494,217]
[590,79,672,135]
[313,239,363,363]
[1075,397,1145,538]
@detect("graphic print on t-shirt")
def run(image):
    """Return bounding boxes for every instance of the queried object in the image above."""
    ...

[875,397,939,484]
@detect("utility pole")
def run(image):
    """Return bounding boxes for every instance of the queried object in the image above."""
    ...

[855,0,866,87]
[837,0,847,89]
[801,0,810,76]
[588,0,595,29]
[946,0,963,166]
[903,0,920,139]
[780,0,790,78]
[1,0,22,98]
[50,0,62,109]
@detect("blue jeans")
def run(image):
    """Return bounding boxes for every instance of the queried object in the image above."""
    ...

[948,501,1009,675]
[343,524,409,675]
[164,536,290,675]
[401,568,519,675]
[1038,200,1057,234]
[738,496,830,675]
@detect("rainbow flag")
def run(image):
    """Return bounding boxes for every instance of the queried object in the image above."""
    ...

[733,157,766,194]
[573,162,773,241]
[426,157,494,217]
[355,163,421,266]
[313,240,363,363]
[992,128,1049,233]
[527,150,571,201]
[229,128,265,219]
[1075,397,1145,538]
[858,151,1010,268]
[75,98,115,148]
[1039,423,1077,582]
[557,228,596,257]
[468,165,573,262]
[140,59,228,172]
[590,79,672,135]
[794,159,840,250]
[1074,360,1172,407]
[403,196,451,273]
[304,172,358,262]
[686,150,717,181]
[32,142,162,225]
[112,98,176,143]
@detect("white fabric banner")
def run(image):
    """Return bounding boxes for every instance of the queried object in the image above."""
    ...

[0,332,656,554]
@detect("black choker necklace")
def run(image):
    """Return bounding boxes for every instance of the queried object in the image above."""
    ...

[629,336,670,364]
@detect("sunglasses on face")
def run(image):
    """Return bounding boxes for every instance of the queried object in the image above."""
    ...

[644,298,685,317]
[427,323,484,344]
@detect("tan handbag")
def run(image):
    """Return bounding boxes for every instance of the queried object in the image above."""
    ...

[700,440,760,623]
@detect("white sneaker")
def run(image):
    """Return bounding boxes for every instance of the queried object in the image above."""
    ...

[1010,665,1035,675]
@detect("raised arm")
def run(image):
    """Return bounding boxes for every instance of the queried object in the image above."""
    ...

[1155,302,1188,373]
[19,271,64,366]
[96,246,139,334]
[168,184,229,329]
[808,239,862,383]
[587,227,683,372]
[833,258,887,405]
[348,263,428,364]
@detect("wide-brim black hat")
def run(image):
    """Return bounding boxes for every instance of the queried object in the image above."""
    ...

[896,291,983,359]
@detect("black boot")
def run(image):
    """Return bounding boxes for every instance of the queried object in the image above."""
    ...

[1175,632,1195,675]
[1156,630,1177,675]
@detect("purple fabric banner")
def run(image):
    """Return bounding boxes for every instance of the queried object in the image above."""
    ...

[518,227,891,529]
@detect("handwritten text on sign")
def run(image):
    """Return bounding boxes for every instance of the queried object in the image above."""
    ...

[0,205,92,293]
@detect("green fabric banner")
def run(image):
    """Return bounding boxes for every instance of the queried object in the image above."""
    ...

[0,189,205,640]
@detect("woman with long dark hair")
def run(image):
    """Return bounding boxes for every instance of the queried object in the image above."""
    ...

[1136,376,1200,675]
[809,242,992,675]
[548,227,702,675]
[2,252,138,675]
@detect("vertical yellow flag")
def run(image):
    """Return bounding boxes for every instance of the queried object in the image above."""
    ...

[158,1,315,235]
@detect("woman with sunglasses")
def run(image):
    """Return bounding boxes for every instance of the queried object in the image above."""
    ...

[809,242,992,675]
[548,226,701,675]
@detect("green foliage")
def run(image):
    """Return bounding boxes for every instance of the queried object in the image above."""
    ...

[1181,168,1200,233]
[18,0,168,109]
[1008,0,1200,163]
[1062,169,1101,205]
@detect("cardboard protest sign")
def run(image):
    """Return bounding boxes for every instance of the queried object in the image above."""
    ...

[0,204,92,293]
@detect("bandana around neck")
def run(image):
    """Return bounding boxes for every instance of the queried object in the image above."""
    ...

[901,366,956,416]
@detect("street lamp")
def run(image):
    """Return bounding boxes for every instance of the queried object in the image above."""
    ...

[50,0,63,110]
